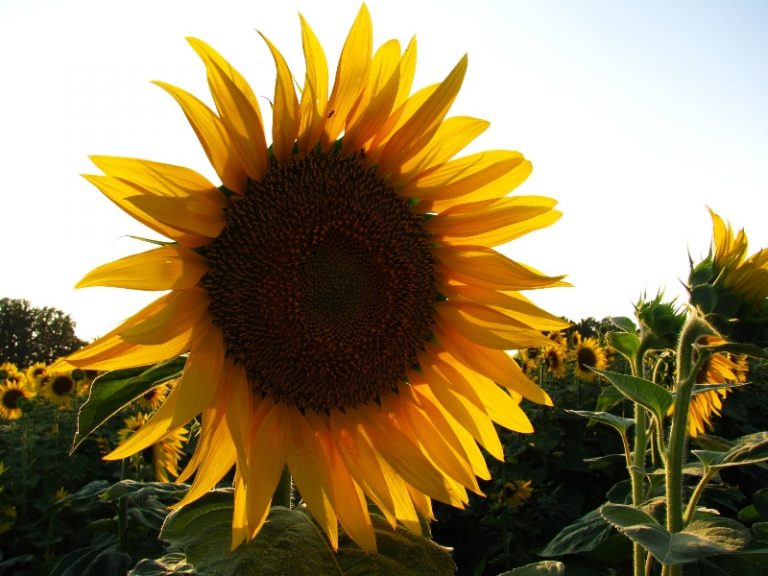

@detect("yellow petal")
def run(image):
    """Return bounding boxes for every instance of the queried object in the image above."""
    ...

[187,38,267,181]
[402,150,528,204]
[396,116,489,182]
[82,174,208,247]
[77,245,208,291]
[434,322,551,408]
[438,246,568,290]
[436,301,554,349]
[286,407,338,549]
[153,81,247,193]
[128,193,225,240]
[378,55,468,174]
[305,412,376,552]
[297,14,329,150]
[119,288,208,345]
[231,471,249,550]
[259,33,300,162]
[323,4,372,146]
[224,363,254,480]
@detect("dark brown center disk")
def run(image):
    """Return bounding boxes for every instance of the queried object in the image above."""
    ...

[2,389,23,409]
[204,150,436,411]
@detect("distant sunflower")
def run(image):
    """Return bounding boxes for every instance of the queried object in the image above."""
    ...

[41,371,76,407]
[61,5,568,551]
[25,363,48,390]
[0,381,31,420]
[0,363,24,387]
[573,334,607,380]
[499,479,533,509]
[544,344,567,378]
[136,382,171,411]
[686,340,748,437]
[119,413,189,482]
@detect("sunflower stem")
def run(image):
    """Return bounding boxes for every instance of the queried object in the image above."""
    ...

[630,338,651,576]
[664,313,714,576]
[273,466,293,509]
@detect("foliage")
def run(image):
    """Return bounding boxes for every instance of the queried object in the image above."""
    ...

[0,298,86,366]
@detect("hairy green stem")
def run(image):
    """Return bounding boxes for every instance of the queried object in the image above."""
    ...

[630,339,651,576]
[683,468,716,525]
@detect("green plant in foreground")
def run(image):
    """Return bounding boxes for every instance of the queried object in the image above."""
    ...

[542,209,768,576]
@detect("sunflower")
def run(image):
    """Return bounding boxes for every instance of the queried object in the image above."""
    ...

[136,381,171,411]
[61,5,568,551]
[544,344,567,378]
[119,412,189,482]
[573,333,607,380]
[0,363,24,387]
[686,342,748,437]
[40,371,77,407]
[498,479,533,509]
[25,362,48,391]
[0,381,32,420]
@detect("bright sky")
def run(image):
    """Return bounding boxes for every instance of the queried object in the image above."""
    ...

[2,0,767,342]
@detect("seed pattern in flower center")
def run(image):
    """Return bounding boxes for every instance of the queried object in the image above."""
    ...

[204,150,437,411]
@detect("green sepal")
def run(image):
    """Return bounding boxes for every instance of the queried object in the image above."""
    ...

[591,368,673,426]
[160,489,457,576]
[600,504,749,566]
[72,357,186,453]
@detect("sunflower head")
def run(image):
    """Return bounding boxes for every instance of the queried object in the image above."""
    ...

[25,362,48,388]
[64,4,568,552]
[136,382,171,411]
[634,292,686,350]
[0,363,24,387]
[573,333,608,380]
[119,412,188,482]
[41,371,77,407]
[0,381,31,421]
[497,479,533,509]
[688,208,768,345]
[544,344,567,378]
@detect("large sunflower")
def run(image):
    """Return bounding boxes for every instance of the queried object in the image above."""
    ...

[61,5,567,551]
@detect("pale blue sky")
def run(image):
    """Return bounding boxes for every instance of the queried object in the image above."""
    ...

[2,0,766,341]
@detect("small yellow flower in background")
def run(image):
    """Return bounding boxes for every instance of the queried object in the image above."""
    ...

[499,480,533,509]
[136,382,172,412]
[119,413,188,483]
[0,381,32,420]
[59,4,568,551]
[40,371,77,407]
[573,333,607,380]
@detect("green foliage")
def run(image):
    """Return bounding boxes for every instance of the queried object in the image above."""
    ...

[160,490,457,575]
[0,298,86,366]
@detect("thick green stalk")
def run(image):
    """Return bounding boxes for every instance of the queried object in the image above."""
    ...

[665,314,714,576]
[630,339,651,576]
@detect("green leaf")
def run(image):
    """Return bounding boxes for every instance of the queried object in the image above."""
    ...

[496,560,565,575]
[600,504,749,566]
[160,489,457,576]
[538,508,612,557]
[610,316,638,333]
[606,331,640,362]
[592,369,673,425]
[72,357,186,453]
[100,479,189,502]
[692,432,768,470]
[567,410,634,435]
[754,489,768,519]
[50,547,133,576]
[128,553,194,575]
[595,385,625,413]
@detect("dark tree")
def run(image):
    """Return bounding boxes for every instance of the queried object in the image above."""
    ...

[0,298,86,366]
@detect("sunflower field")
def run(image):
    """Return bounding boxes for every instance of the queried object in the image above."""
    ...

[3,3,768,576]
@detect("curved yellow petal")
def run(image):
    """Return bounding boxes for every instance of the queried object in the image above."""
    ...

[259,33,300,162]
[438,246,568,290]
[396,116,489,183]
[434,322,551,408]
[232,471,249,550]
[297,14,329,150]
[119,288,208,345]
[286,407,338,549]
[76,245,208,291]
[187,38,267,181]
[153,81,247,193]
[127,193,225,240]
[378,55,467,175]
[82,174,208,247]
[323,4,372,146]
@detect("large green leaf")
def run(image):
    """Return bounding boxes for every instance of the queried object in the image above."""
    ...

[692,432,768,470]
[538,508,612,557]
[592,369,672,425]
[610,316,638,333]
[496,561,565,575]
[605,331,640,362]
[600,504,749,566]
[72,357,186,453]
[160,489,456,575]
